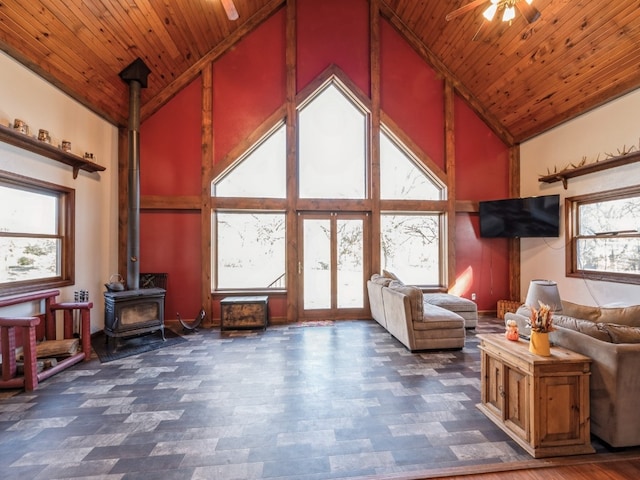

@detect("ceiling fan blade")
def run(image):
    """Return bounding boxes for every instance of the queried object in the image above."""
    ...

[221,0,239,21]
[471,20,487,41]
[445,0,489,22]
[516,1,541,23]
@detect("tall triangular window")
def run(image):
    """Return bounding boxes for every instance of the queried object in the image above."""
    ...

[298,80,368,199]
[380,127,444,200]
[212,122,286,198]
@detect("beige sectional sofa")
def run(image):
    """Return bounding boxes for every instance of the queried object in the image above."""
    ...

[367,273,468,351]
[505,301,640,448]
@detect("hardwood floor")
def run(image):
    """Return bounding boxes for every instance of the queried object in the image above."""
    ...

[429,457,640,479]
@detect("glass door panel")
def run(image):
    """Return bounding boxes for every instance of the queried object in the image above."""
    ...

[337,219,364,309]
[302,218,331,310]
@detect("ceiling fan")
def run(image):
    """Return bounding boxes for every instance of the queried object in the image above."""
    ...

[446,0,541,25]
[220,0,239,21]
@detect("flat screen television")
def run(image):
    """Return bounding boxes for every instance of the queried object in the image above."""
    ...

[479,194,560,238]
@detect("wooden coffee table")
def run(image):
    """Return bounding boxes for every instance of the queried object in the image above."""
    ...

[477,333,594,458]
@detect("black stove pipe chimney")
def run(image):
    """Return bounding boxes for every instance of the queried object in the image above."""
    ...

[119,58,151,291]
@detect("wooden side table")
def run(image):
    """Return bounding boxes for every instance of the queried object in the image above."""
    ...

[220,296,268,331]
[477,333,594,458]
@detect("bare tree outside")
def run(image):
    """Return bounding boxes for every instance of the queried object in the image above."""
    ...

[577,196,640,274]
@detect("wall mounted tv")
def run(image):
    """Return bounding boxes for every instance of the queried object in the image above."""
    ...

[479,194,560,238]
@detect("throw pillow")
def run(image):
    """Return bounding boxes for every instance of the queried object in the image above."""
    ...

[601,323,640,344]
[370,273,393,286]
[388,280,423,322]
[598,305,640,327]
[382,270,402,283]
[560,301,601,322]
[553,315,612,343]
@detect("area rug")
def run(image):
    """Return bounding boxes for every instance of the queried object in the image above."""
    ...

[91,328,187,363]
[292,320,335,327]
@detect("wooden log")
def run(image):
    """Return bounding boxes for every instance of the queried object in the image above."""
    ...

[32,339,80,359]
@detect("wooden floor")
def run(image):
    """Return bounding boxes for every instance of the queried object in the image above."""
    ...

[428,457,640,479]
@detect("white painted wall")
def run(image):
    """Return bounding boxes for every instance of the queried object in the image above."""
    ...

[0,52,118,331]
[521,88,640,307]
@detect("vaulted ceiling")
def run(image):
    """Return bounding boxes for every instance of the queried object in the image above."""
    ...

[1,0,639,145]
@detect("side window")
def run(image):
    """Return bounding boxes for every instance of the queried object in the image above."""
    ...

[567,186,640,284]
[0,170,75,296]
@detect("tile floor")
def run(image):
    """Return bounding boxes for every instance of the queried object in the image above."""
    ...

[0,318,615,479]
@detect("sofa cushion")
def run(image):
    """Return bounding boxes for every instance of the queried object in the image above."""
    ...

[423,293,477,312]
[601,323,640,344]
[561,301,601,322]
[553,315,613,342]
[599,305,640,327]
[561,301,640,327]
[415,303,465,330]
[388,280,423,323]
[515,304,531,318]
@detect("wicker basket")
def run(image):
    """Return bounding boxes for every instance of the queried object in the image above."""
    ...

[497,300,521,319]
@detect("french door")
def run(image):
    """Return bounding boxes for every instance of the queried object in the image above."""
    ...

[298,212,370,320]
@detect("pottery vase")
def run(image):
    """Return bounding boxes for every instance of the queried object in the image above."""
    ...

[529,331,551,356]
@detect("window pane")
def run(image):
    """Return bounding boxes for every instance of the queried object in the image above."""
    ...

[579,197,640,235]
[303,219,331,309]
[380,130,442,200]
[337,219,363,308]
[298,83,366,199]
[0,185,57,234]
[213,124,286,198]
[381,214,440,286]
[0,237,60,283]
[215,212,286,289]
[577,237,640,274]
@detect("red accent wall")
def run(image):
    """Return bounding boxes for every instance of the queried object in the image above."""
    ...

[140,78,202,195]
[453,97,510,310]
[297,0,369,94]
[139,212,201,321]
[140,78,203,320]
[380,20,445,168]
[213,10,286,164]
[454,97,510,200]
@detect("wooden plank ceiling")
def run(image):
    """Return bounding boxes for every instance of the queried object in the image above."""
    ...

[0,0,639,144]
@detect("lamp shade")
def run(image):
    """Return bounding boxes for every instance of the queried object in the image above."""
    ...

[525,280,562,313]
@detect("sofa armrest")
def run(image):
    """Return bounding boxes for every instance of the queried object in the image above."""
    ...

[550,325,640,447]
[380,287,415,349]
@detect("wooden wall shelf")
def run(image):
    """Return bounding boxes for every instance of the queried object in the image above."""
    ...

[539,150,640,189]
[0,124,105,179]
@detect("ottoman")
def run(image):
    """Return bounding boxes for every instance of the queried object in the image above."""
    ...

[411,303,466,350]
[424,293,478,328]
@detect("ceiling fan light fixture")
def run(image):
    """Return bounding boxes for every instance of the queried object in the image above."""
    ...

[482,3,499,22]
[502,5,516,22]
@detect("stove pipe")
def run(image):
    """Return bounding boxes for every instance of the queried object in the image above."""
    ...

[119,58,151,291]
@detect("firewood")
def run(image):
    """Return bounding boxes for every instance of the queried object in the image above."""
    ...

[34,339,80,358]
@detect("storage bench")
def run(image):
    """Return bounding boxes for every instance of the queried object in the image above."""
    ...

[220,296,268,331]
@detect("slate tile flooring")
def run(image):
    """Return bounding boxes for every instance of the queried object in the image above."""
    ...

[0,319,606,479]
